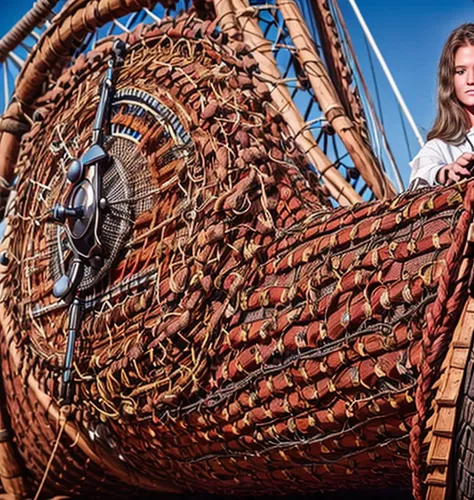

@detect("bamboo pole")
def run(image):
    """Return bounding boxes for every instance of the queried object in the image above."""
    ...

[276,0,396,200]
[231,0,362,206]
[0,0,59,62]
[309,0,370,146]
[213,0,241,44]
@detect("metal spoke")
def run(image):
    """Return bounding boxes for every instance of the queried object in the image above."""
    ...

[7,51,25,71]
[143,7,162,23]
[30,29,41,42]
[3,61,9,113]
[113,19,131,34]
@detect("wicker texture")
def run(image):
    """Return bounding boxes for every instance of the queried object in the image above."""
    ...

[0,12,471,499]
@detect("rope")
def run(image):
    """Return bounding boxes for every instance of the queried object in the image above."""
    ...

[0,0,60,63]
[33,408,68,500]
[362,35,383,164]
[398,103,413,160]
[364,35,384,128]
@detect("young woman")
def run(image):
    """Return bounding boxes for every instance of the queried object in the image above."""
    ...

[409,23,474,189]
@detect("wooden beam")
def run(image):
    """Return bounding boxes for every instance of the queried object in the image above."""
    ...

[309,0,370,145]
[276,0,396,200]
[231,0,362,206]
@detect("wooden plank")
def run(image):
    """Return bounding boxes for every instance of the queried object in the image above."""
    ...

[466,296,474,314]
[425,466,448,486]
[450,347,469,370]
[426,484,446,500]
[435,367,465,406]
[426,412,436,430]
[433,406,457,437]
[439,347,453,372]
[427,435,452,466]
[467,222,474,243]
[452,309,474,348]
[432,376,443,392]
[425,297,474,500]
[423,429,433,446]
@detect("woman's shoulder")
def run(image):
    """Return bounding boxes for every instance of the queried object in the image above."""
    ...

[418,137,448,154]
[410,138,447,166]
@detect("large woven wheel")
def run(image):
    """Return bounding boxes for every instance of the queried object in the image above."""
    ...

[1,8,474,500]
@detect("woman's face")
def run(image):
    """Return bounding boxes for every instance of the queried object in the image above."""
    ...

[454,44,474,108]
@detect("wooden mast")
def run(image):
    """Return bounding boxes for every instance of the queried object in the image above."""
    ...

[216,0,362,205]
[276,0,396,200]
[309,0,370,145]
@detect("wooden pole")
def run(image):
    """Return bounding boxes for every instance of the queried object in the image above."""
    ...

[0,0,59,62]
[309,0,370,145]
[213,0,241,44]
[231,0,361,205]
[276,0,396,200]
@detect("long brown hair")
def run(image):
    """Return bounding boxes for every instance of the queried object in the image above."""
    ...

[428,23,474,144]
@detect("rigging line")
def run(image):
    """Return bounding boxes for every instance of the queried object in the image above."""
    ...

[360,80,382,164]
[3,61,9,113]
[347,0,424,149]
[125,11,140,30]
[329,0,380,164]
[33,412,68,500]
[297,0,319,47]
[398,102,413,160]
[364,35,384,129]
[362,35,383,162]
[330,0,405,191]
[73,30,94,59]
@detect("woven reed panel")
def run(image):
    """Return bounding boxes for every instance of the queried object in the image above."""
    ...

[0,14,469,496]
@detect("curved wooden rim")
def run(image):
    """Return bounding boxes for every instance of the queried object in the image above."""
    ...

[0,0,159,195]
[0,0,60,63]
[0,17,214,497]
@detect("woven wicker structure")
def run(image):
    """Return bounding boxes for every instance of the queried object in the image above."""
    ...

[0,1,471,499]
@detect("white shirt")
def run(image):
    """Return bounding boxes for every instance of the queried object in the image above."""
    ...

[409,127,474,189]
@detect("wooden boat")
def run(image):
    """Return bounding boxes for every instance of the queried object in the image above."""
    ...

[0,1,471,499]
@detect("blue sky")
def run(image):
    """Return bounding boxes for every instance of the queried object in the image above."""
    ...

[0,0,473,187]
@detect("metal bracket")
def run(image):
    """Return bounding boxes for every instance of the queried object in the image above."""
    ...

[48,39,126,404]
